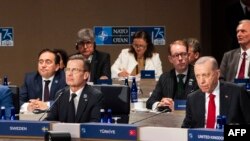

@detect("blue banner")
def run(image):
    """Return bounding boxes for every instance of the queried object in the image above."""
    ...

[174,99,187,110]
[0,120,51,137]
[188,128,224,141]
[80,123,138,140]
[0,27,14,46]
[94,26,165,46]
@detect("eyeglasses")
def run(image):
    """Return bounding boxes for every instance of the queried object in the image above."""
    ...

[132,44,147,49]
[64,68,84,74]
[77,41,93,48]
[171,52,188,59]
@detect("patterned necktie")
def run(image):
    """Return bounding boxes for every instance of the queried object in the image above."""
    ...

[206,94,216,128]
[67,93,77,123]
[176,74,185,98]
[44,80,51,101]
[238,52,247,79]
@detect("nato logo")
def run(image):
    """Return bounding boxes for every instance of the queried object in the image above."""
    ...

[97,31,109,42]
[0,27,14,46]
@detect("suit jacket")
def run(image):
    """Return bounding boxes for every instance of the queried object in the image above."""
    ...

[0,85,14,118]
[182,81,250,128]
[0,85,13,107]
[45,85,104,123]
[111,48,163,78]
[89,50,111,83]
[146,65,199,109]
[220,48,250,82]
[19,70,67,106]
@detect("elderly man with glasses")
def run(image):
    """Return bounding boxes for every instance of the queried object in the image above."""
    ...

[146,40,199,111]
[75,28,111,84]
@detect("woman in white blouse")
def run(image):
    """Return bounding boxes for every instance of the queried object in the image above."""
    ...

[111,31,163,78]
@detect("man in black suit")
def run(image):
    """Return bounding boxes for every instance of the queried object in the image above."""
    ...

[146,40,199,111]
[182,56,250,128]
[75,28,111,84]
[20,49,67,113]
[45,54,104,123]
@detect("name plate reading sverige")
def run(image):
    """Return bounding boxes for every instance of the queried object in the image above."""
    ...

[0,120,51,137]
[188,128,224,141]
[80,123,138,140]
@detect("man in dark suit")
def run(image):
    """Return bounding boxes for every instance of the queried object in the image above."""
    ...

[76,28,111,84]
[20,49,67,113]
[0,85,14,119]
[182,56,250,128]
[220,19,250,82]
[146,40,199,111]
[226,0,250,50]
[45,54,104,123]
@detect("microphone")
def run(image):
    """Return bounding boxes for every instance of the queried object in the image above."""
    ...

[38,89,64,121]
[130,108,171,124]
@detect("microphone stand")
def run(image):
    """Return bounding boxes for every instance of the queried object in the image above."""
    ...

[130,109,170,124]
[38,91,63,121]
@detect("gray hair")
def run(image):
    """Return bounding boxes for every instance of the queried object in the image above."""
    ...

[186,38,201,53]
[68,54,90,72]
[77,28,94,42]
[195,56,218,70]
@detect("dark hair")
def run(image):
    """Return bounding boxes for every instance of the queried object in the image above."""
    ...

[53,48,68,67]
[185,38,201,53]
[129,31,155,59]
[38,48,60,64]
[67,54,90,72]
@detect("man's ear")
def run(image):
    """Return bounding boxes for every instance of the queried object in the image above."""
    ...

[83,72,90,80]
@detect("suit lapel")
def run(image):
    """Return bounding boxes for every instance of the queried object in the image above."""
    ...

[75,85,89,122]
[233,49,241,78]
[50,73,60,100]
[196,92,205,125]
[35,74,43,99]
[90,52,97,82]
[219,82,230,116]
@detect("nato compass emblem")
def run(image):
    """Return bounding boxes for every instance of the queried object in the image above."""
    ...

[97,31,108,42]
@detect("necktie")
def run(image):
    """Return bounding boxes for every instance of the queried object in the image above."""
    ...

[206,94,216,128]
[44,80,51,101]
[238,52,247,79]
[67,93,77,123]
[176,74,185,99]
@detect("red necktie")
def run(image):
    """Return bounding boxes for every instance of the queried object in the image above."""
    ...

[238,52,247,79]
[206,94,216,128]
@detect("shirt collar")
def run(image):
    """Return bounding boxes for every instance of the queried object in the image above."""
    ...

[206,80,220,98]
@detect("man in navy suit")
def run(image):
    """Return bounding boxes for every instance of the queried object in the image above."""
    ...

[75,28,111,84]
[20,49,67,113]
[0,85,13,118]
[182,56,250,128]
[45,54,104,123]
[146,40,199,111]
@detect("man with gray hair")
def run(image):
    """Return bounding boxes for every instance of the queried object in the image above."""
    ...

[220,19,250,82]
[182,56,250,128]
[75,28,111,83]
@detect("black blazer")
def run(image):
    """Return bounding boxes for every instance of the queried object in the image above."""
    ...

[45,84,104,123]
[146,65,199,109]
[182,81,250,128]
[89,50,111,83]
[19,70,67,106]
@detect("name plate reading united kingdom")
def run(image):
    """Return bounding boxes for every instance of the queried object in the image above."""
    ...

[80,123,138,140]
[0,27,14,46]
[94,26,165,46]
[188,128,224,141]
[0,120,51,137]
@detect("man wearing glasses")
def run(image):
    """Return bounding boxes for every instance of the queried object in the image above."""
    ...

[146,40,199,111]
[75,28,111,84]
[45,54,104,123]
[20,49,67,113]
